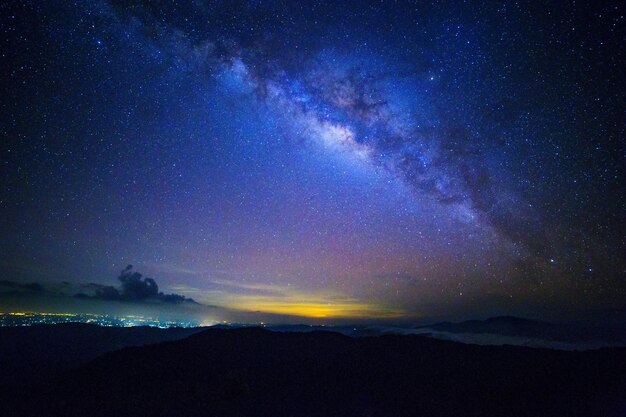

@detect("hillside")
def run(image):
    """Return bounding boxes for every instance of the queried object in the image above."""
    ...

[2,327,625,417]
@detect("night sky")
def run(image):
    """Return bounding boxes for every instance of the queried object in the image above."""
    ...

[1,0,624,323]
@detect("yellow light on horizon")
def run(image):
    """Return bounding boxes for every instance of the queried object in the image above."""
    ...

[191,281,406,320]
[227,298,403,319]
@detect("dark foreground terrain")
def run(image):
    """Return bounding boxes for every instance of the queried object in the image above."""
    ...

[0,323,204,385]
[1,326,625,417]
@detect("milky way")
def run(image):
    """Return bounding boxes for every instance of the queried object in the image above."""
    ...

[1,0,624,322]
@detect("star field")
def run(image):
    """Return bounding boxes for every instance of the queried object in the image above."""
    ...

[1,0,624,322]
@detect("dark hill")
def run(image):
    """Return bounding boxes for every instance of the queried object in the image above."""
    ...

[0,323,204,385]
[2,327,625,417]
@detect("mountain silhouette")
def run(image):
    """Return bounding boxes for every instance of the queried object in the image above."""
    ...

[0,323,204,385]
[416,315,626,344]
[1,326,624,417]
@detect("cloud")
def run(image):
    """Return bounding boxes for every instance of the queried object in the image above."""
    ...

[0,280,45,293]
[0,266,197,306]
[76,265,198,305]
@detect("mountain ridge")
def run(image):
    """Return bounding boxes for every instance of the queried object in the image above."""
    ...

[3,326,625,417]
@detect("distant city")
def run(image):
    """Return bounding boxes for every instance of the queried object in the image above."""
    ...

[0,312,200,328]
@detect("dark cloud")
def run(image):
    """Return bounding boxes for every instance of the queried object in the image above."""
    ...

[0,280,45,293]
[76,265,198,305]
[0,267,197,305]
[118,265,158,300]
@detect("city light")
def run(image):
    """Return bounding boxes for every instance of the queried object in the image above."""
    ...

[0,312,199,328]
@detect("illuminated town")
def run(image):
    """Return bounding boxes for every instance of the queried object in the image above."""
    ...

[0,312,200,328]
